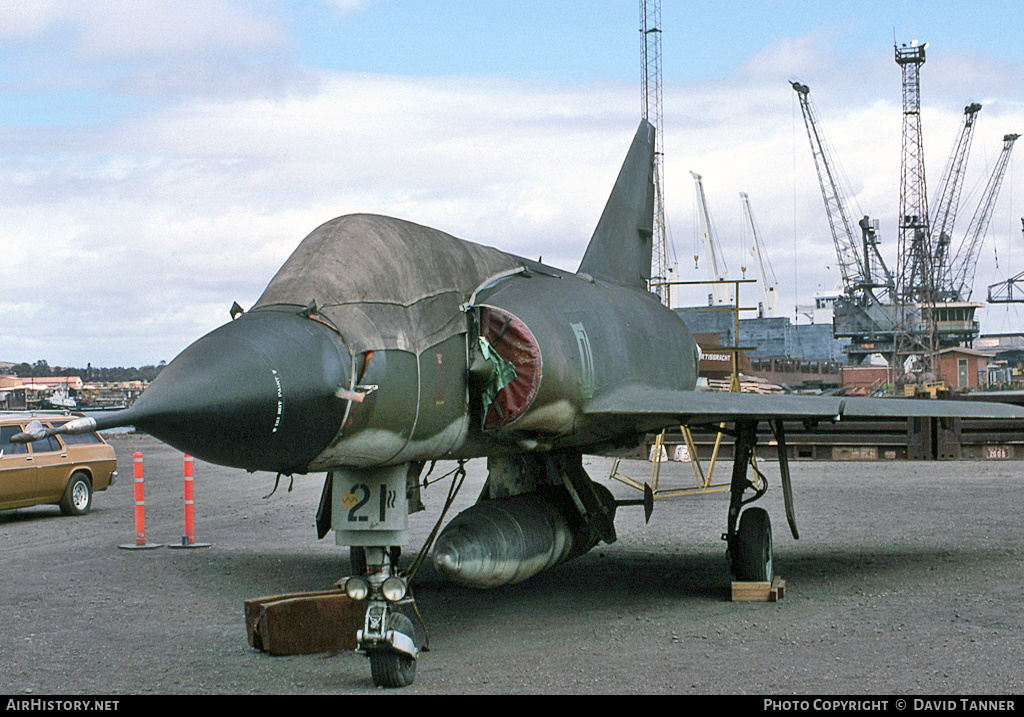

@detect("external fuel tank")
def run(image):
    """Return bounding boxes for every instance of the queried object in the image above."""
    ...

[431,484,617,589]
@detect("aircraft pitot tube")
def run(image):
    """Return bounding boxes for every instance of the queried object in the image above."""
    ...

[431,486,616,589]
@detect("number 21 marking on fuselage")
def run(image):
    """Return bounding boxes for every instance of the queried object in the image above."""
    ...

[345,483,396,523]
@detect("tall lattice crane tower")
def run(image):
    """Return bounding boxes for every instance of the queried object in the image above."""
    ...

[640,0,671,304]
[894,40,935,380]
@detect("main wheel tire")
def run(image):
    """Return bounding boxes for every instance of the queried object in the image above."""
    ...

[369,612,417,688]
[734,507,773,581]
[59,472,93,516]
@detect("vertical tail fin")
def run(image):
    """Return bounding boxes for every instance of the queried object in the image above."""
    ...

[577,120,656,289]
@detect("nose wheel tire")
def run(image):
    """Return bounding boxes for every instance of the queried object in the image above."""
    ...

[369,612,417,688]
[733,507,773,582]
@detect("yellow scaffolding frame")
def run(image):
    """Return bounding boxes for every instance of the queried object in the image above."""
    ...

[609,278,761,499]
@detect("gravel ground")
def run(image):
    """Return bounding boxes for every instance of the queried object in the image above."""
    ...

[1,433,1022,695]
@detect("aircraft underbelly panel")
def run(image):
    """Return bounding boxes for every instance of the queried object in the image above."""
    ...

[310,417,469,470]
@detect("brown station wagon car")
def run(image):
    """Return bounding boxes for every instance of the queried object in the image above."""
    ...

[0,412,118,516]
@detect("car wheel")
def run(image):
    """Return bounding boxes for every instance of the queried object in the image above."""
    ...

[59,472,93,516]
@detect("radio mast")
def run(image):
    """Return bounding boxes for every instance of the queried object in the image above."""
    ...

[641,0,671,304]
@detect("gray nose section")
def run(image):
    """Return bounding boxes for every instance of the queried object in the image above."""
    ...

[129,309,350,473]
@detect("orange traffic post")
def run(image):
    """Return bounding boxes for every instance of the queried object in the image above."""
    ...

[168,454,211,549]
[119,452,162,550]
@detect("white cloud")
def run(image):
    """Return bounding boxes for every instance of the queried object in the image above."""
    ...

[0,1,66,40]
[0,1,289,58]
[744,27,840,81]
[3,20,1022,368]
[0,71,642,365]
[83,1,288,59]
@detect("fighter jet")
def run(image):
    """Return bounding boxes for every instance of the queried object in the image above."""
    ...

[17,120,1024,687]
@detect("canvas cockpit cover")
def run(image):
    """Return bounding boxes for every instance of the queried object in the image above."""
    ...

[252,214,524,355]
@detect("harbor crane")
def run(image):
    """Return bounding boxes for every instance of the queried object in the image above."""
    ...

[691,171,731,306]
[793,45,1015,374]
[790,80,894,303]
[988,219,1024,303]
[641,0,672,304]
[791,78,900,367]
[931,102,983,299]
[946,133,1020,301]
[740,192,779,318]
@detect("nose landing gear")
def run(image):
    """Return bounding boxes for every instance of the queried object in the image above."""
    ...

[345,546,419,688]
[331,464,422,688]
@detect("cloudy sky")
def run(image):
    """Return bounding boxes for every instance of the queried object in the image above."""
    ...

[2,0,1023,368]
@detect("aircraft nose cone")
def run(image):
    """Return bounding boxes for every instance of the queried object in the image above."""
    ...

[131,309,350,473]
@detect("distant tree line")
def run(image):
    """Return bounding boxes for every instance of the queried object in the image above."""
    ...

[1,360,166,383]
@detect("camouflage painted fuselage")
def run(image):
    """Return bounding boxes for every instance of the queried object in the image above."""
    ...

[300,228,700,473]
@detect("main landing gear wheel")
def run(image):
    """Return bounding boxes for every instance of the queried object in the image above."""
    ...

[369,612,417,688]
[733,507,773,582]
